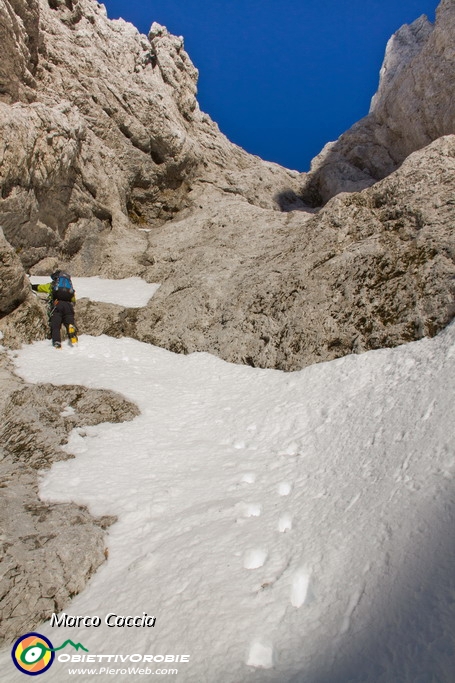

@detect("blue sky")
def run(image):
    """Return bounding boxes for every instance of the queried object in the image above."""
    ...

[102,0,438,171]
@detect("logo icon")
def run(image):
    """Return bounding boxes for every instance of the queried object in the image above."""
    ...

[11,633,55,676]
[11,633,88,676]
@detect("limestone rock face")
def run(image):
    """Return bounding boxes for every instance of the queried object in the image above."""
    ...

[369,15,434,113]
[75,136,455,371]
[0,0,40,103]
[300,0,455,204]
[148,22,199,120]
[0,296,49,349]
[0,0,454,370]
[0,0,298,276]
[370,0,455,157]
[0,102,88,270]
[0,228,29,315]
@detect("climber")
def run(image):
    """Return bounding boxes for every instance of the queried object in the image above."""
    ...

[31,270,78,349]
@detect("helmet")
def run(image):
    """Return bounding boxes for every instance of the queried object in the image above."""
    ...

[51,270,62,280]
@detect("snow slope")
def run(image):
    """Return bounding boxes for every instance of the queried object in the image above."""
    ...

[2,322,455,682]
[30,277,160,307]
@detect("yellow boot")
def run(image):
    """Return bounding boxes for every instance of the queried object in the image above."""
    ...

[68,324,78,346]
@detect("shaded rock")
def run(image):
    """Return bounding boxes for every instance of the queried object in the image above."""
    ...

[0,295,48,348]
[0,101,86,267]
[0,228,29,315]
[75,298,139,340]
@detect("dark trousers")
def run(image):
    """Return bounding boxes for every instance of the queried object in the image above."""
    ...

[51,301,75,344]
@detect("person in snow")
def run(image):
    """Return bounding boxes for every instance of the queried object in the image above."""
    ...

[31,270,78,349]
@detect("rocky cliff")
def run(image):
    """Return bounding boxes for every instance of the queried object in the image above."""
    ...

[300,0,455,204]
[0,0,298,278]
[0,0,454,367]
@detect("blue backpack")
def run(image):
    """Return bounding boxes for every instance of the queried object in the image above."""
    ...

[52,272,74,302]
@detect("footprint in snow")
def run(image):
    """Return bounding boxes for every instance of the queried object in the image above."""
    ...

[244,548,267,569]
[278,513,292,532]
[246,641,274,669]
[241,472,256,484]
[291,567,311,608]
[244,504,262,517]
[284,441,299,455]
[278,482,292,496]
[233,440,246,449]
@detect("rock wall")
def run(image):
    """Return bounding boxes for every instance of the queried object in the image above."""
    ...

[0,0,454,369]
[0,228,29,315]
[299,0,455,205]
[0,0,299,276]
[0,0,41,103]
[72,136,455,371]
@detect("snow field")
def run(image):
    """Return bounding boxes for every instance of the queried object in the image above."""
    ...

[30,276,160,307]
[2,321,455,682]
